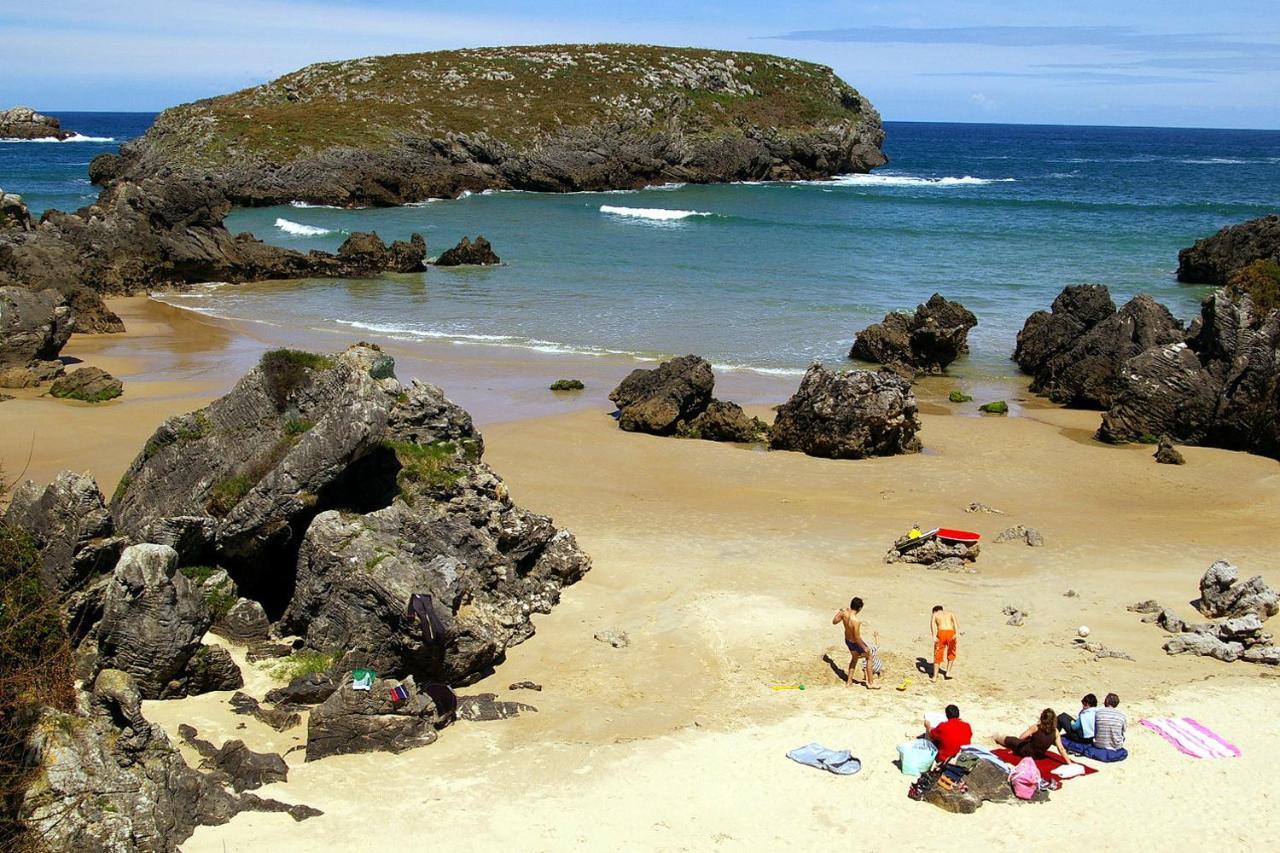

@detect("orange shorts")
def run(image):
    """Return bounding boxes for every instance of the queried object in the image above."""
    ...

[934,629,957,664]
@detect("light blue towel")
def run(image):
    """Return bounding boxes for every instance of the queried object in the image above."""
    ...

[786,742,862,775]
[959,744,1014,774]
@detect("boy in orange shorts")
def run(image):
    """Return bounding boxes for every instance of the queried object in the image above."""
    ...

[930,605,959,681]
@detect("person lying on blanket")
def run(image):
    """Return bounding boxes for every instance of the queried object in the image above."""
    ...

[926,703,973,764]
[1092,693,1126,750]
[992,708,1077,765]
[1057,693,1098,744]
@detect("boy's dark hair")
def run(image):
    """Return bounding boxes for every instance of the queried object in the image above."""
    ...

[850,597,863,611]
[1104,693,1120,708]
[945,704,960,719]
[932,605,943,613]
[1083,693,1098,707]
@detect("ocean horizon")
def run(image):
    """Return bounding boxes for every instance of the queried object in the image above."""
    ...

[5,113,1278,379]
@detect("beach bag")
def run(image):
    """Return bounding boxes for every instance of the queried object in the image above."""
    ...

[1010,756,1042,800]
[898,739,938,776]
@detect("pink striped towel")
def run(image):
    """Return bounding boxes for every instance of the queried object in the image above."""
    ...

[1140,717,1240,759]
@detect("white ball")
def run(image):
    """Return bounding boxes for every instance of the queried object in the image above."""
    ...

[1077,625,1091,638]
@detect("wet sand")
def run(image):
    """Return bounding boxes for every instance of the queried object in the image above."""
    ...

[4,297,1279,851]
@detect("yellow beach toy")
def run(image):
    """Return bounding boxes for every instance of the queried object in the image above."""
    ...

[896,676,913,691]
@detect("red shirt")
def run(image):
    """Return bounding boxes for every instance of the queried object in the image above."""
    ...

[930,718,974,763]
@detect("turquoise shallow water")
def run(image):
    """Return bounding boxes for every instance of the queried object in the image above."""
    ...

[5,118,1279,377]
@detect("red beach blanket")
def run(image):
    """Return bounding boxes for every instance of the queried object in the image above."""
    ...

[993,748,1097,780]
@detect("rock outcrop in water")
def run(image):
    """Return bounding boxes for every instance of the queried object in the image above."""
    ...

[1013,285,1183,409]
[435,236,500,266]
[770,363,922,459]
[0,106,76,141]
[1097,285,1280,459]
[91,45,886,207]
[1177,215,1280,285]
[0,179,427,334]
[849,294,977,375]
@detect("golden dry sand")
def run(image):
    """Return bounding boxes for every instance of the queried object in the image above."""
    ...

[4,298,1279,851]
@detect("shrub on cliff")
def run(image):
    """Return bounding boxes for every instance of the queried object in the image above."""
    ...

[1228,259,1280,316]
[0,475,76,850]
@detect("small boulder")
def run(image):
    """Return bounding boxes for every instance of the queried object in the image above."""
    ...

[594,630,630,648]
[549,379,585,391]
[609,355,714,435]
[948,391,973,403]
[979,401,1008,414]
[50,366,124,403]
[213,597,272,644]
[229,692,302,732]
[456,692,537,721]
[266,672,339,706]
[305,675,442,760]
[509,681,543,691]
[1197,561,1278,620]
[1164,633,1242,662]
[995,525,1044,547]
[1154,436,1185,465]
[435,235,500,266]
[681,399,769,443]
[770,364,921,459]
[849,294,978,375]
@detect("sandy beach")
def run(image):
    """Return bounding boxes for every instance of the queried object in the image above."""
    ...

[4,297,1279,851]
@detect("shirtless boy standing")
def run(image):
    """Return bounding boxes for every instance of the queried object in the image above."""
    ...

[930,605,959,681]
[832,597,879,689]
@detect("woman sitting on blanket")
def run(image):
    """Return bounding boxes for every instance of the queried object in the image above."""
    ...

[992,708,1076,765]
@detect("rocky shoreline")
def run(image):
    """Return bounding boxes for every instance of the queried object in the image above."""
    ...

[0,107,78,141]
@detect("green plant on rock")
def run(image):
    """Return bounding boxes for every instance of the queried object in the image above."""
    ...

[1228,259,1280,317]
[49,383,122,404]
[549,379,585,391]
[284,418,316,436]
[208,474,253,516]
[269,650,340,681]
[385,439,466,494]
[948,390,973,403]
[259,348,335,409]
[179,565,219,585]
[203,588,237,622]
[1137,434,1160,445]
[979,401,1009,414]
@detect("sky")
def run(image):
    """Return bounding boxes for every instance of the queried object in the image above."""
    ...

[3,0,1278,128]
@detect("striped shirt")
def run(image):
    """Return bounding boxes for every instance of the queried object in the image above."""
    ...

[1093,707,1126,750]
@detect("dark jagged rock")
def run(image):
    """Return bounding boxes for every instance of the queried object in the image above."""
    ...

[178,726,289,792]
[1154,436,1185,465]
[435,235,500,266]
[2,471,119,598]
[886,535,979,567]
[770,363,921,459]
[0,106,75,140]
[178,645,245,695]
[849,293,977,375]
[229,692,303,732]
[305,675,443,760]
[50,365,124,402]
[0,188,34,231]
[96,46,885,207]
[0,286,74,387]
[609,355,715,436]
[1098,287,1280,458]
[1177,215,1280,284]
[20,670,318,852]
[0,178,426,332]
[456,692,536,721]
[266,672,339,706]
[509,681,542,691]
[90,544,211,698]
[213,597,272,643]
[1014,286,1183,408]
[1197,560,1278,621]
[681,399,769,443]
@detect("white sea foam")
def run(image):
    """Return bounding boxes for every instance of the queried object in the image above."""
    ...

[827,174,1016,187]
[711,362,807,377]
[274,218,334,236]
[288,200,344,209]
[599,205,715,221]
[0,133,116,143]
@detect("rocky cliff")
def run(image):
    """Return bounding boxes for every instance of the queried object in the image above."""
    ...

[91,44,886,206]
[1177,214,1280,285]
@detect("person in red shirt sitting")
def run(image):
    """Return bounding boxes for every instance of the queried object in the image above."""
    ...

[926,704,973,765]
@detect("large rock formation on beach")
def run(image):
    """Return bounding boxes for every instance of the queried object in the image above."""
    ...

[1136,562,1278,665]
[0,286,75,387]
[90,45,886,207]
[0,178,427,333]
[849,294,977,375]
[1177,215,1280,285]
[19,669,320,852]
[0,106,75,141]
[304,674,446,760]
[107,344,590,685]
[770,364,921,459]
[1013,285,1183,409]
[1097,283,1280,459]
[610,355,715,435]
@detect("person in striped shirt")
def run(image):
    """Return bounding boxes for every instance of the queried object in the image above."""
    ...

[1092,692,1127,750]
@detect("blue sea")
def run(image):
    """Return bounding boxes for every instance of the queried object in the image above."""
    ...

[5,113,1279,378]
